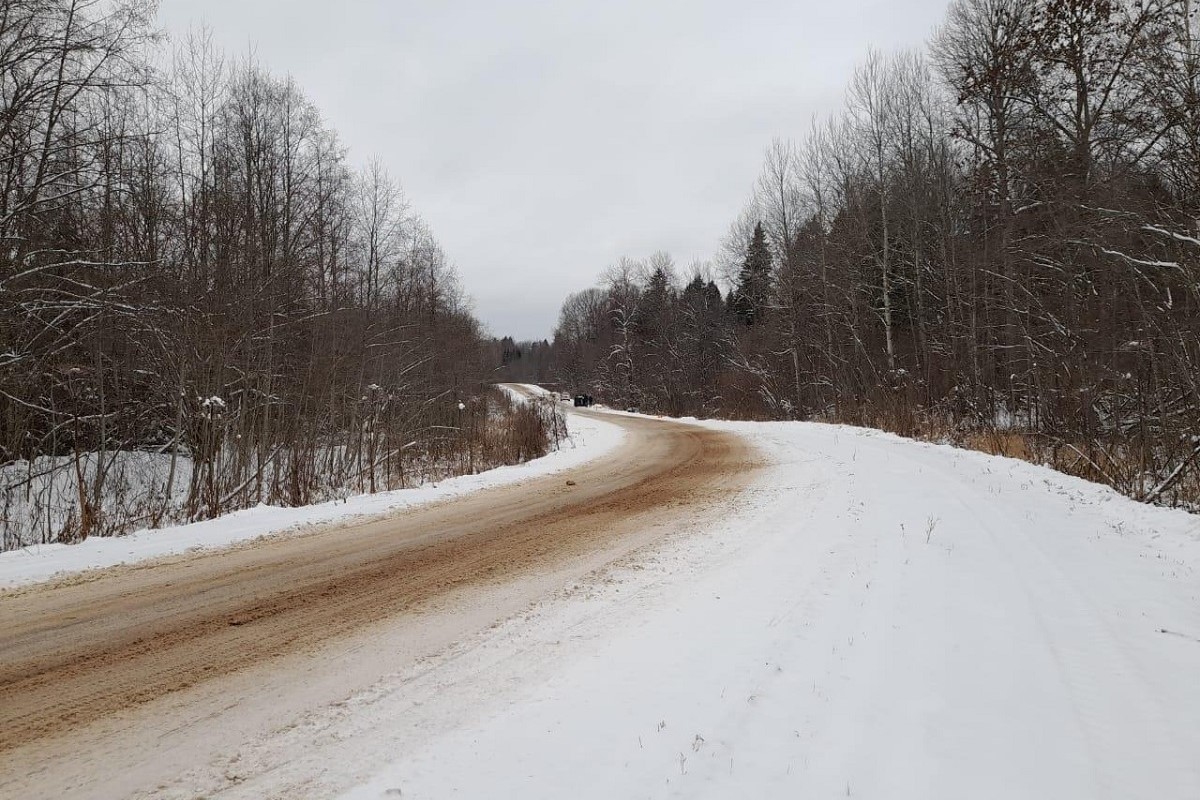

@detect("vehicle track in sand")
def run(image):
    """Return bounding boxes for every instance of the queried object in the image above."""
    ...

[0,405,756,760]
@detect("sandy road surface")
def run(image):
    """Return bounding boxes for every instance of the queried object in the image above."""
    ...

[0,407,755,797]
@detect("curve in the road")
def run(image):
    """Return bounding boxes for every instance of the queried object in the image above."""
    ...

[0,409,755,753]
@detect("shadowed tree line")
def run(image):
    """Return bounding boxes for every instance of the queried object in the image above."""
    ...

[548,0,1200,507]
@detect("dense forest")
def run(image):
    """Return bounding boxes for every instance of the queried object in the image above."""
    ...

[546,0,1200,508]
[0,1,555,549]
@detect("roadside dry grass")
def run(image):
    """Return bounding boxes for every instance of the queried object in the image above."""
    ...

[884,418,1200,512]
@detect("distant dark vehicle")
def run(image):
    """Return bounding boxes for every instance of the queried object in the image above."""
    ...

[573,394,594,407]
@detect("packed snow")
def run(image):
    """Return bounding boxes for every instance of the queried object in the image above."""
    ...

[10,404,1200,798]
[330,415,1200,800]
[0,401,621,590]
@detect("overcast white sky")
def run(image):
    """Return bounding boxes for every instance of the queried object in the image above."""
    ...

[157,0,948,341]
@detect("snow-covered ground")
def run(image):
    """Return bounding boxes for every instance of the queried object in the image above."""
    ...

[0,403,621,590]
[9,406,1199,798]
[1,449,195,550]
[331,415,1200,800]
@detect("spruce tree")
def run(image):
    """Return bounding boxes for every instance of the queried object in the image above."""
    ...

[732,223,772,325]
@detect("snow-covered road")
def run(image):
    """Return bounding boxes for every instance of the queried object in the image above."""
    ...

[4,409,1198,799]
[337,417,1200,800]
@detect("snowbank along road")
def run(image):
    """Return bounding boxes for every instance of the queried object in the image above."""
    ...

[0,401,757,797]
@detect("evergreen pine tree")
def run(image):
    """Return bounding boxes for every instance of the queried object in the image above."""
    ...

[732,223,772,325]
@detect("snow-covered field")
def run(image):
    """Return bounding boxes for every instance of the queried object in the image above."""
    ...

[331,415,1200,800]
[1,449,195,550]
[0,402,622,589]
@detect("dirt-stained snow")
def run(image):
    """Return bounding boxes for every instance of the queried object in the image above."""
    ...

[6,406,1198,799]
[0,399,622,590]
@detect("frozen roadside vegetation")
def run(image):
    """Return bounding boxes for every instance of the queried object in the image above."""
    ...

[330,414,1200,800]
[1,387,569,553]
[0,406,623,590]
[1,450,194,549]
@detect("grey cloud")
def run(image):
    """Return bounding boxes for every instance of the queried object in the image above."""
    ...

[157,0,947,339]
